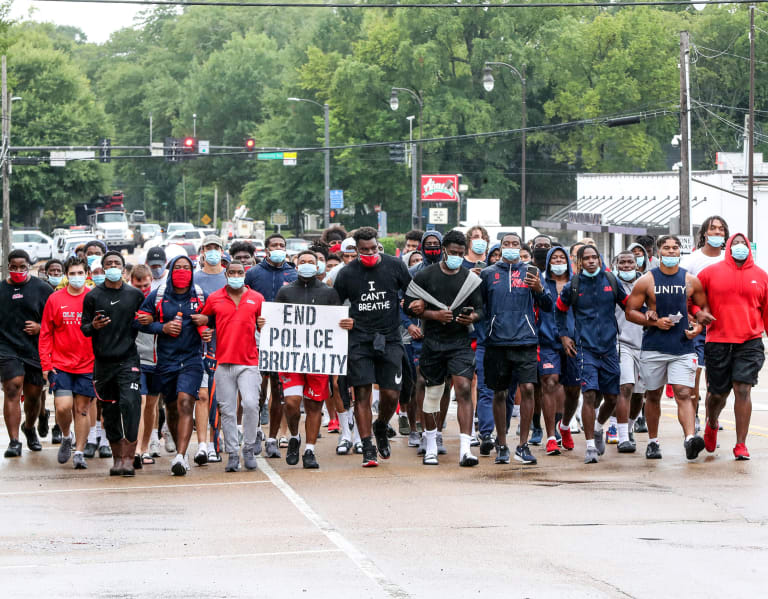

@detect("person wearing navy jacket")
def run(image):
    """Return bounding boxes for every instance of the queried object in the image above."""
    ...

[555,244,627,465]
[480,232,552,466]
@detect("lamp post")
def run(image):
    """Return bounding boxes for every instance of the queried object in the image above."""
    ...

[390,87,423,229]
[483,62,527,242]
[288,97,330,228]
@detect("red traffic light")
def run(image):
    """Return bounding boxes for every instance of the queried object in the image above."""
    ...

[245,138,256,151]
[329,209,337,219]
[182,137,197,153]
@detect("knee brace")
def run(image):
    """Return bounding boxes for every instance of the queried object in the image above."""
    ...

[423,385,443,414]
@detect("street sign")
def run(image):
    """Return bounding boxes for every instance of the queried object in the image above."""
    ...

[377,210,388,237]
[199,140,210,154]
[270,211,288,226]
[150,142,164,157]
[429,208,449,224]
[389,143,406,164]
[330,189,344,209]
[421,174,460,202]
[50,151,95,167]
[200,214,212,226]
[679,235,693,254]
[258,152,283,160]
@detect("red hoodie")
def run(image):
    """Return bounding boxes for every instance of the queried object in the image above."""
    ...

[697,233,768,344]
[39,286,94,373]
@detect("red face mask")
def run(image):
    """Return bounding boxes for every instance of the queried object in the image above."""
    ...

[10,271,28,284]
[171,270,192,288]
[359,254,379,268]
[141,287,151,298]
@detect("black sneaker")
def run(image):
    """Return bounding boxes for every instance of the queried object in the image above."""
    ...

[302,449,319,469]
[51,424,62,445]
[386,423,397,439]
[98,444,112,459]
[372,419,391,459]
[479,433,494,456]
[37,409,50,438]
[361,438,378,467]
[685,435,706,460]
[494,444,510,464]
[83,442,97,458]
[634,416,648,433]
[286,436,301,466]
[618,440,636,454]
[4,439,22,458]
[22,424,42,452]
[514,443,537,465]
[646,441,662,460]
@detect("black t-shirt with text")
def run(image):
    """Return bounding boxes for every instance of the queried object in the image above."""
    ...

[0,277,53,367]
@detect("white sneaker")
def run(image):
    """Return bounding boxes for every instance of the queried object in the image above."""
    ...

[184,456,190,471]
[194,445,208,466]
[148,438,161,458]
[321,405,330,427]
[170,454,186,476]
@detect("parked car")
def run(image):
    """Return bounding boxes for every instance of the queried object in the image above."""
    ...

[165,222,195,239]
[54,235,94,261]
[130,210,147,223]
[139,223,162,247]
[285,237,310,255]
[163,229,207,248]
[12,230,54,263]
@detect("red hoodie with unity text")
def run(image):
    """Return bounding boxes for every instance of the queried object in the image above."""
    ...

[697,233,768,344]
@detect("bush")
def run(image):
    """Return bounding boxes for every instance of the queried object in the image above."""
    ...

[379,235,404,256]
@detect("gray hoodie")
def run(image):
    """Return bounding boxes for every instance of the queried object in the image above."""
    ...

[614,246,648,350]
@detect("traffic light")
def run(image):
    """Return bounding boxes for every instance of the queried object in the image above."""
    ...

[98,138,111,163]
[164,137,181,163]
[329,209,337,219]
[182,137,197,154]
[245,138,256,152]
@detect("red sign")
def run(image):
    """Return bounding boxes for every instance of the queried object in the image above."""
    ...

[421,174,459,202]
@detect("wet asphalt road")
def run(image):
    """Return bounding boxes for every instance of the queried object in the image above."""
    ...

[2,381,768,597]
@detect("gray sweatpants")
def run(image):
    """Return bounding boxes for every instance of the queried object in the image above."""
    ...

[214,364,262,454]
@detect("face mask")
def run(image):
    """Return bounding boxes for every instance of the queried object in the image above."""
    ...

[141,286,151,298]
[731,244,750,261]
[150,266,164,279]
[501,248,520,261]
[661,256,680,267]
[105,268,123,282]
[86,255,100,268]
[316,261,326,275]
[48,275,63,287]
[227,276,245,289]
[171,269,192,288]
[582,267,600,278]
[68,275,86,289]
[618,270,636,282]
[298,263,318,278]
[10,271,28,284]
[707,236,725,248]
[360,254,379,268]
[445,255,463,270]
[521,260,531,265]
[269,250,286,264]
[92,274,106,285]
[550,263,568,276]
[635,255,645,267]
[471,239,487,255]
[205,250,222,265]
[423,248,441,263]
[533,247,550,267]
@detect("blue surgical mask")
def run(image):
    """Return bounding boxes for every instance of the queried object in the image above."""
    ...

[68,275,86,289]
[297,263,318,278]
[105,268,123,282]
[92,274,106,285]
[316,261,326,275]
[471,239,488,255]
[205,250,222,265]
[87,255,99,268]
[636,255,645,267]
[227,276,245,289]
[501,248,520,262]
[618,270,636,282]
[445,255,463,270]
[550,264,567,276]
[661,256,680,267]
[707,236,725,248]
[48,276,62,287]
[582,267,600,278]
[731,244,749,261]
[269,249,286,264]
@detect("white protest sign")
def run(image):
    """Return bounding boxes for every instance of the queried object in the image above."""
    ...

[258,302,349,375]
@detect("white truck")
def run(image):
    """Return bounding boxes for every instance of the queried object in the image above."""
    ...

[89,211,135,253]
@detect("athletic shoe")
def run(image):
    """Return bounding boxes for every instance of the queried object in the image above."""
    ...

[634,416,648,433]
[560,427,575,451]
[495,444,510,464]
[436,432,447,455]
[398,414,410,436]
[629,430,635,444]
[545,439,561,456]
[373,420,391,459]
[73,452,87,470]
[194,446,208,466]
[162,423,176,453]
[321,411,330,428]
[51,424,63,445]
[327,418,340,434]
[606,425,619,444]
[417,434,426,456]
[407,431,420,447]
[133,454,143,470]
[259,402,269,425]
[57,436,73,464]
[302,449,319,469]
[646,441,662,460]
[242,443,258,470]
[515,443,537,464]
[479,433,494,456]
[423,452,438,466]
[362,439,378,467]
[460,452,479,467]
[278,436,289,448]
[149,438,161,458]
[37,409,51,438]
[733,443,750,460]
[184,456,191,471]
[253,429,264,456]
[695,414,701,434]
[594,430,606,456]
[386,423,397,439]
[470,435,480,447]
[584,447,599,464]
[353,441,363,455]
[286,436,301,466]
[171,454,187,476]
[665,384,673,398]
[618,440,636,454]
[22,425,42,452]
[336,439,353,455]
[83,442,97,458]
[98,444,112,459]
[529,427,543,446]
[265,439,281,458]
[685,435,705,460]
[704,422,718,453]
[570,418,581,434]
[208,449,222,463]
[554,424,562,445]
[718,423,724,431]
[225,453,240,472]
[4,439,22,458]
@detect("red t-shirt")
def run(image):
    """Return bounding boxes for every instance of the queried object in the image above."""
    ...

[39,286,94,373]
[201,287,264,366]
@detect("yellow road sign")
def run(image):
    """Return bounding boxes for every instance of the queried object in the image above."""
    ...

[201,214,212,226]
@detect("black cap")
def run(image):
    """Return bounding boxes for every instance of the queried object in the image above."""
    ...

[146,246,167,266]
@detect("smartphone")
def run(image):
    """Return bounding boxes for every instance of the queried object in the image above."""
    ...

[461,306,473,316]
[475,261,487,269]
[526,265,539,279]
[95,309,107,319]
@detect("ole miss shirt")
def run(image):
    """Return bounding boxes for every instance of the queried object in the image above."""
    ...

[39,287,94,373]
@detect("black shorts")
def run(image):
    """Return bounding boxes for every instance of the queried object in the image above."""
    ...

[0,357,44,386]
[483,345,538,391]
[705,338,765,395]
[419,340,475,386]
[347,338,404,391]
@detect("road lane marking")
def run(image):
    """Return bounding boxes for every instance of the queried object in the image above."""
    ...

[0,479,270,497]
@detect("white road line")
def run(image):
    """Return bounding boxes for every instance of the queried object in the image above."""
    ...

[0,479,270,497]
[258,457,410,599]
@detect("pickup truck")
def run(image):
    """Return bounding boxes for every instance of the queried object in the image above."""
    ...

[90,211,135,253]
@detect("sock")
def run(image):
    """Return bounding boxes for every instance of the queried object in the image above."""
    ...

[338,411,350,440]
[372,388,380,403]
[470,419,476,437]
[628,417,636,431]
[532,412,542,429]
[74,450,83,456]
[547,436,556,443]
[267,437,276,444]
[87,426,98,444]
[198,442,207,454]
[594,418,603,433]
[173,452,184,463]
[305,443,315,453]
[352,419,361,444]
[291,434,300,441]
[685,434,693,442]
[98,432,109,447]
[150,429,159,442]
[618,423,629,444]
[459,433,471,456]
[425,428,438,455]
[586,439,596,450]
[609,416,617,427]
[649,437,659,445]
[559,420,570,432]
[95,421,103,435]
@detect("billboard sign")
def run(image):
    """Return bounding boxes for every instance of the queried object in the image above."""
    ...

[421,175,459,202]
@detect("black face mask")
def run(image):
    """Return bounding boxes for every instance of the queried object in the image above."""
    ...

[533,247,550,269]
[423,247,441,264]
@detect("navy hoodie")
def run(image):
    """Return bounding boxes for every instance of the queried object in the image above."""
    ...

[137,255,207,373]
[409,230,443,277]
[480,258,553,347]
[538,247,575,350]
[245,258,298,302]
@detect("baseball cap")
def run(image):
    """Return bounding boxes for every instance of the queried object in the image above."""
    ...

[221,252,232,265]
[146,246,167,266]
[341,238,356,254]
[202,234,223,249]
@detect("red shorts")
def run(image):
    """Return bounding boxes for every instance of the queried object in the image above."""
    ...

[279,372,330,402]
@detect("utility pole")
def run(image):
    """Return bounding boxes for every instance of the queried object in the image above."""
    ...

[678,31,692,237]
[407,116,417,229]
[323,103,330,229]
[748,5,755,240]
[213,185,218,230]
[182,172,187,222]
[226,191,230,223]
[2,56,10,280]
[521,64,527,243]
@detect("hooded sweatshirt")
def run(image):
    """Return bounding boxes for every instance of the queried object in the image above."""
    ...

[697,233,768,344]
[245,257,297,301]
[409,230,443,277]
[538,247,575,349]
[137,255,207,373]
[627,243,651,275]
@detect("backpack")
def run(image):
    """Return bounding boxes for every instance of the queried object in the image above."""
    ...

[570,270,619,307]
[154,282,206,323]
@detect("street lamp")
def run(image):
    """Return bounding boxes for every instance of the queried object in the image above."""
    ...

[288,97,331,228]
[483,61,527,242]
[390,87,423,228]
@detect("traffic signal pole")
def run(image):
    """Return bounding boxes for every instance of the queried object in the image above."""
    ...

[2,56,9,279]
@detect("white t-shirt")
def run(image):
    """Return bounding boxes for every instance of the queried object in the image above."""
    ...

[680,250,724,276]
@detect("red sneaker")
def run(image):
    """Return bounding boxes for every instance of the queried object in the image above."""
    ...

[559,427,574,451]
[327,418,340,433]
[546,438,561,456]
[733,443,750,460]
[665,384,674,398]
[704,421,718,453]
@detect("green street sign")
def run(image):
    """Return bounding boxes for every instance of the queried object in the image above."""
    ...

[257,152,283,160]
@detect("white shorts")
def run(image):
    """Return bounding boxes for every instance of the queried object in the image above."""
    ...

[619,344,646,393]
[639,351,697,390]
